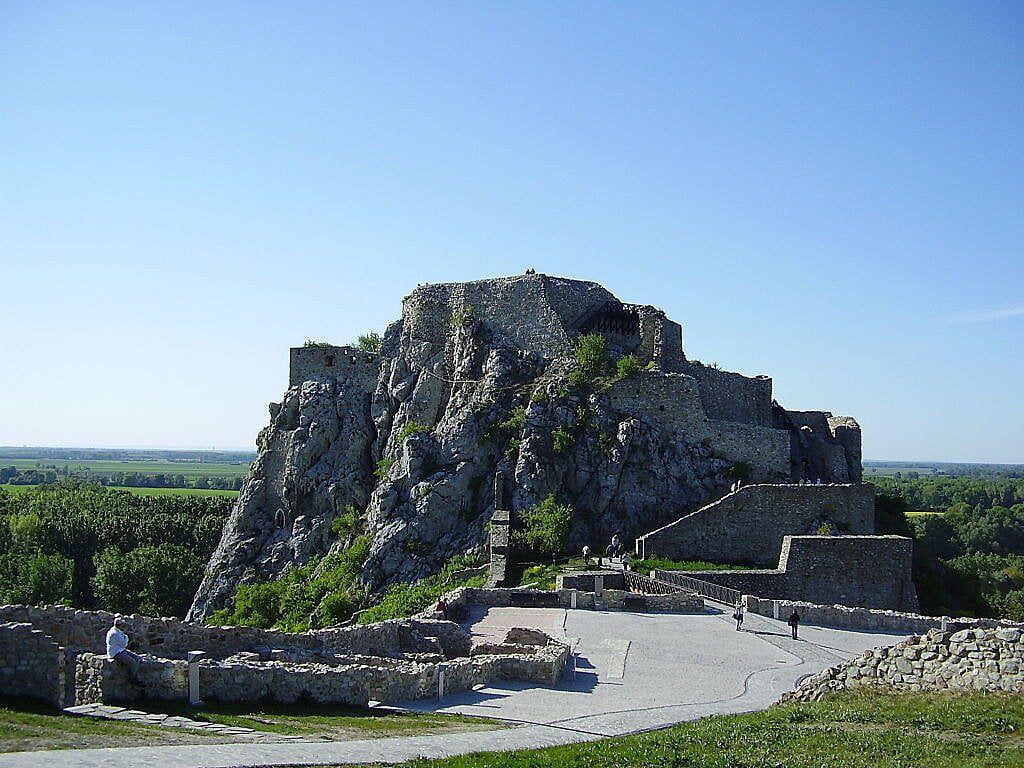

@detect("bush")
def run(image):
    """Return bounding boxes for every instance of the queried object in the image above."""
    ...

[303,340,332,347]
[519,495,573,556]
[209,536,371,631]
[355,332,382,352]
[397,421,431,441]
[552,427,574,454]
[615,354,641,379]
[574,334,608,379]
[358,555,486,624]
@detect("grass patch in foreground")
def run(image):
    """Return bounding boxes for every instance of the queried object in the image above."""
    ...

[159,700,507,739]
[354,690,1024,768]
[0,696,228,752]
[0,696,506,753]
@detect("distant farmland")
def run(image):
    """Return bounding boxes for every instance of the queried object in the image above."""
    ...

[0,458,250,477]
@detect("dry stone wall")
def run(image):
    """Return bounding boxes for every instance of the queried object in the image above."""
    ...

[289,345,381,389]
[0,622,64,707]
[781,626,1024,703]
[636,483,875,566]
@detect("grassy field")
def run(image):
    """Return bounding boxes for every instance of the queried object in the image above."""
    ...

[0,484,239,498]
[0,458,250,477]
[367,690,1024,768]
[906,510,944,517]
[0,697,505,753]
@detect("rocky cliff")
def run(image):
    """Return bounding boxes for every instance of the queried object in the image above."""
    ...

[189,274,862,622]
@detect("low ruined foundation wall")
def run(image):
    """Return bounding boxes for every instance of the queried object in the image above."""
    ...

[0,622,64,708]
[781,626,1024,703]
[0,605,468,660]
[435,584,704,615]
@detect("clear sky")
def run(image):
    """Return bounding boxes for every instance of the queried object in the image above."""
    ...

[1,2,1021,463]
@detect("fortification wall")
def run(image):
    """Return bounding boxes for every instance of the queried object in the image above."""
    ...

[637,483,876,567]
[780,626,1024,703]
[679,362,773,426]
[784,410,862,483]
[702,421,791,481]
[657,534,918,612]
[0,622,64,707]
[402,274,614,359]
[0,605,468,660]
[289,346,380,389]
[636,310,685,370]
[606,371,708,434]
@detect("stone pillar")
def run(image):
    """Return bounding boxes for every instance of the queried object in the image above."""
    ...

[187,651,206,706]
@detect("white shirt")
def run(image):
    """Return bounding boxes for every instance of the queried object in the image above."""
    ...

[106,626,129,659]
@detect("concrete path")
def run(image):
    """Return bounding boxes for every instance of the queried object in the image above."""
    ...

[0,608,907,768]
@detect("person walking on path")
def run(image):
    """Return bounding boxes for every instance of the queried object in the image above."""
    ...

[733,600,744,631]
[788,608,801,640]
[106,616,142,679]
[582,544,591,565]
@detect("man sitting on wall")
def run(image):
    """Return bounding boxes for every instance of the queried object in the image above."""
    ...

[106,616,142,679]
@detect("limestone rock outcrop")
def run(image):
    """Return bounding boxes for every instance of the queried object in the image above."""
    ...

[189,274,862,622]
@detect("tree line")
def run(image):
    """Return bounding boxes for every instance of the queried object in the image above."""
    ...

[874,473,1024,620]
[0,480,232,617]
[0,465,244,490]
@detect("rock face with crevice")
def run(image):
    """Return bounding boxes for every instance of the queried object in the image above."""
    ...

[189,273,862,622]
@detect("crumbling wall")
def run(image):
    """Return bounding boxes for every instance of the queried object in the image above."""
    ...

[780,626,1024,703]
[0,622,64,707]
[289,345,380,389]
[679,361,773,427]
[636,483,876,566]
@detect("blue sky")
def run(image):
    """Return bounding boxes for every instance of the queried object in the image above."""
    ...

[1,2,1021,463]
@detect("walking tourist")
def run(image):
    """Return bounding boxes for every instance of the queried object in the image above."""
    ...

[733,600,744,631]
[788,608,801,640]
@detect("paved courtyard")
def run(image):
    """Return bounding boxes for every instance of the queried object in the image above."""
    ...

[0,607,908,768]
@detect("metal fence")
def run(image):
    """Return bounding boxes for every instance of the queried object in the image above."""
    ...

[652,571,742,606]
[622,570,683,595]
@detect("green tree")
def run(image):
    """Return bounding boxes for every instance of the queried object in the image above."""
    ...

[615,354,641,379]
[355,332,383,352]
[520,495,573,558]
[92,544,204,617]
[575,334,608,379]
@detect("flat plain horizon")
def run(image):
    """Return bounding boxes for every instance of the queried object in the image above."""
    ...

[2,4,1021,463]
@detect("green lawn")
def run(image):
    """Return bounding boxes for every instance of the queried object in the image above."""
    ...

[366,690,1024,768]
[0,697,505,752]
[0,484,239,498]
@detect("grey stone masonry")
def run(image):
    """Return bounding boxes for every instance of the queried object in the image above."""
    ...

[0,622,64,707]
[780,625,1024,703]
[657,534,918,612]
[636,483,875,566]
[288,345,380,389]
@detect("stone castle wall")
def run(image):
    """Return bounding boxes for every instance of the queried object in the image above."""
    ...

[679,361,773,426]
[289,345,380,389]
[401,274,613,359]
[0,622,64,707]
[780,626,1024,703]
[637,483,876,566]
[605,373,790,482]
[656,534,918,612]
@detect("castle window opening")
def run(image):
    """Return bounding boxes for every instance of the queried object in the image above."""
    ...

[325,355,335,367]
[275,509,285,529]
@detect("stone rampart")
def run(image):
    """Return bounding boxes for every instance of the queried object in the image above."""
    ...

[679,361,773,426]
[402,274,614,359]
[653,534,917,612]
[636,483,875,566]
[701,421,791,482]
[435,583,703,614]
[289,345,380,389]
[780,626,1024,703]
[0,622,64,707]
